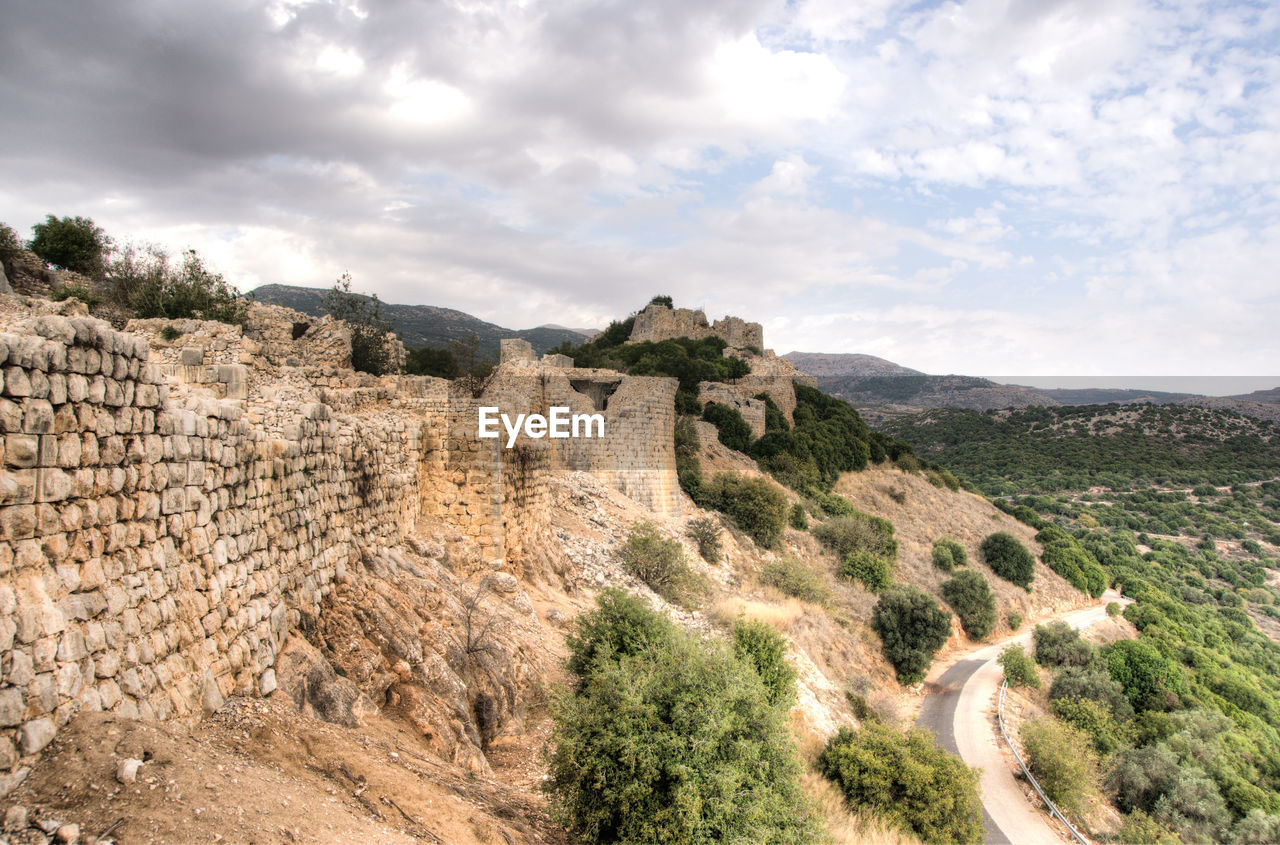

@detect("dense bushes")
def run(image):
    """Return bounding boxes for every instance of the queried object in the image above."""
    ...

[871,586,951,684]
[702,402,753,452]
[1036,524,1107,597]
[760,557,830,606]
[818,723,982,845]
[941,570,996,640]
[812,510,898,592]
[548,591,817,844]
[981,532,1035,589]
[732,619,797,706]
[1020,717,1101,815]
[699,473,789,548]
[998,644,1040,688]
[127,248,246,325]
[1105,639,1185,713]
[617,522,705,606]
[931,537,967,572]
[404,346,457,378]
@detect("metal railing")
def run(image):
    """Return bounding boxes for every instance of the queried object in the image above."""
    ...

[997,679,1090,845]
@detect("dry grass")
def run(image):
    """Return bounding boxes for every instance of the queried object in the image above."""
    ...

[802,771,924,845]
[833,466,1092,639]
[709,596,805,630]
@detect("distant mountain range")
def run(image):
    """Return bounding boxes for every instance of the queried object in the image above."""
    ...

[783,352,1280,424]
[249,284,593,357]
[782,352,921,378]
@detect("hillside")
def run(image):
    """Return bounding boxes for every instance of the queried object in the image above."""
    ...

[784,351,922,378]
[814,373,1058,411]
[249,283,591,355]
[883,403,1280,495]
[0,287,1111,845]
[885,397,1280,844]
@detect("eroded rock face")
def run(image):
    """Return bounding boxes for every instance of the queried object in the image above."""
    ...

[299,546,551,778]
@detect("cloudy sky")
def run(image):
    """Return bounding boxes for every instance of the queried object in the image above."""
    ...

[1,0,1277,380]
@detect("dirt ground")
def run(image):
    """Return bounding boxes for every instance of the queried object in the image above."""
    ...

[6,694,568,845]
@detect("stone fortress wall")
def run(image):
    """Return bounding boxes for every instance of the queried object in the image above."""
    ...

[625,302,815,424]
[0,297,680,781]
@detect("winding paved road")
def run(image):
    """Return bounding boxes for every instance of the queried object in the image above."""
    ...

[916,593,1125,845]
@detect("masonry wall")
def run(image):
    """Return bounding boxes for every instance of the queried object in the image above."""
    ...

[0,311,453,774]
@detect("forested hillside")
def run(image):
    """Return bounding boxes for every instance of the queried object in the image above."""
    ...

[885,402,1280,843]
[884,404,1280,495]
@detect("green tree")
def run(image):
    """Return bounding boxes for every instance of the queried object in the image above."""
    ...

[548,594,817,844]
[323,273,397,375]
[564,589,676,683]
[981,532,1036,589]
[1106,639,1185,712]
[941,570,997,640]
[701,473,789,548]
[404,346,457,378]
[29,214,111,276]
[998,644,1040,688]
[819,723,983,845]
[1032,620,1096,668]
[871,586,951,684]
[932,537,968,572]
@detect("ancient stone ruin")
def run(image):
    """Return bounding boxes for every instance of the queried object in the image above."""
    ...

[0,293,679,780]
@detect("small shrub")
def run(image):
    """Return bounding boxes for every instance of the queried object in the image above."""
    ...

[981,532,1035,589]
[686,516,722,563]
[1107,601,1122,617]
[871,586,951,685]
[941,570,996,640]
[50,282,101,310]
[1007,610,1023,630]
[617,522,705,607]
[788,503,807,530]
[324,273,395,374]
[838,551,893,593]
[813,511,898,592]
[732,618,798,707]
[1117,810,1182,845]
[817,492,858,517]
[701,473,789,548]
[819,723,983,845]
[931,537,967,572]
[160,325,183,342]
[1032,621,1096,668]
[998,644,1040,688]
[1021,717,1101,816]
[760,558,831,606]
